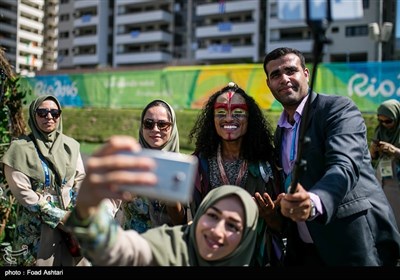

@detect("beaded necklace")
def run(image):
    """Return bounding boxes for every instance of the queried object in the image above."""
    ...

[216,144,248,186]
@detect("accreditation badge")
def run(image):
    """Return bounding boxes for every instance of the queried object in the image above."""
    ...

[378,158,394,178]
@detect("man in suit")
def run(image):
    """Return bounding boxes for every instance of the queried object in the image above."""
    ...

[263,47,400,266]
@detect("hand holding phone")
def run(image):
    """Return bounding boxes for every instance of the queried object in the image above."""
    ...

[117,149,198,204]
[372,139,381,145]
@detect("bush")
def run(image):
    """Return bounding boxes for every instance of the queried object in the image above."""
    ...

[22,107,378,154]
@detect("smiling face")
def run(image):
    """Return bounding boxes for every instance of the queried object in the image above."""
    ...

[195,195,244,261]
[35,99,60,133]
[265,53,310,111]
[214,92,248,142]
[141,105,172,149]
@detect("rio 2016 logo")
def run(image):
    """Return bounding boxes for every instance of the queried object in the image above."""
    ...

[34,80,78,98]
[348,73,400,98]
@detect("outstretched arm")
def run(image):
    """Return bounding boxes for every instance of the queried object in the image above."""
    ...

[74,135,157,220]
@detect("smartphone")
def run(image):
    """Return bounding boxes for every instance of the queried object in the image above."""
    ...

[117,149,198,204]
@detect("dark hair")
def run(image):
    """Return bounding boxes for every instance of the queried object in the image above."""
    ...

[263,47,306,78]
[141,100,173,123]
[188,83,275,163]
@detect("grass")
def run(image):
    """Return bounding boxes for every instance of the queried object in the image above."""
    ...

[80,142,194,156]
[24,108,379,156]
[79,142,102,156]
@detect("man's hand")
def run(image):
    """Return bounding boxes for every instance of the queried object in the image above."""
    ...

[279,183,314,222]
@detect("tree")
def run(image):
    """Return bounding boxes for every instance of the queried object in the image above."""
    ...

[0,47,30,264]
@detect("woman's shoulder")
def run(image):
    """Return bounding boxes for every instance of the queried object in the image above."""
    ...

[6,135,34,152]
[62,134,80,148]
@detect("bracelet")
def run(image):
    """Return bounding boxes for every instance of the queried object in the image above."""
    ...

[67,208,92,228]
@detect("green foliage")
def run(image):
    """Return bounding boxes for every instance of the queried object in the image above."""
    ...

[0,55,30,257]
[56,108,203,153]
[30,108,377,156]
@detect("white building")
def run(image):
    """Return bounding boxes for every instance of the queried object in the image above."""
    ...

[0,0,397,75]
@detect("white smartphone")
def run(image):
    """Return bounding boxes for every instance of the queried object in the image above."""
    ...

[118,149,198,204]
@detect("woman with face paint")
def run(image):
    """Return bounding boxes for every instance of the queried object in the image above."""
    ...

[186,82,284,266]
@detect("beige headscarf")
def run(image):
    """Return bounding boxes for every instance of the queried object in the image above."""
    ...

[142,185,259,266]
[138,99,179,152]
[1,95,79,191]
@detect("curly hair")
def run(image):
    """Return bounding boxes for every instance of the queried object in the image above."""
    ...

[189,83,275,163]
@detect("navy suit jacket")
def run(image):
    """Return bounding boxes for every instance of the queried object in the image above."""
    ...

[275,91,400,265]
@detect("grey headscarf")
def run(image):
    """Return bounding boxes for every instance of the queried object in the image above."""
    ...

[373,99,400,148]
[1,95,79,190]
[142,185,259,266]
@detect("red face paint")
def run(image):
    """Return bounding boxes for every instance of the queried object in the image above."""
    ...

[214,99,248,119]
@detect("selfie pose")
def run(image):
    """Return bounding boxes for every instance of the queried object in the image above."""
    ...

[263,47,400,266]
[66,136,258,266]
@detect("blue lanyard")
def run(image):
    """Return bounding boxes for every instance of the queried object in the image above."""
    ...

[38,154,51,187]
[290,121,299,162]
[284,121,299,193]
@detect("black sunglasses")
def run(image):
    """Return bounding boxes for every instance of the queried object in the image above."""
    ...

[143,119,172,131]
[36,108,62,119]
[378,119,394,125]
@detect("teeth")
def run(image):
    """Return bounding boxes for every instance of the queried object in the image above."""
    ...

[224,125,237,129]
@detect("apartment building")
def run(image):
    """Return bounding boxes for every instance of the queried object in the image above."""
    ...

[0,0,46,76]
[0,0,398,75]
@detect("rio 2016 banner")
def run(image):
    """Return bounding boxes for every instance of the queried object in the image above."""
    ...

[20,61,400,112]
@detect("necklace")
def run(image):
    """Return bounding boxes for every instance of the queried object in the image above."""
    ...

[216,144,248,186]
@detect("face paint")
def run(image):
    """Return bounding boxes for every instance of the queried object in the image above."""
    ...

[214,90,249,141]
[214,91,248,120]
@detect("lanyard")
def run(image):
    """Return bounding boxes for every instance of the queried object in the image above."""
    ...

[216,144,248,186]
[39,158,50,188]
[284,121,299,193]
[290,121,299,162]
[37,151,51,188]
[36,149,67,209]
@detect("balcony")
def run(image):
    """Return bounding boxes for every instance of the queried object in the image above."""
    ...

[196,45,257,61]
[196,22,257,38]
[115,10,172,25]
[115,30,172,45]
[114,51,171,65]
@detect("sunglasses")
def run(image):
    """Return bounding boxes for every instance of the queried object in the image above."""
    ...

[143,119,172,131]
[36,108,62,119]
[378,119,394,125]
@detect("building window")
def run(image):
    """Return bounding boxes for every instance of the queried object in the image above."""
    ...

[59,32,69,39]
[331,26,339,33]
[59,49,69,56]
[345,25,368,37]
[270,2,277,18]
[330,52,367,62]
[60,14,69,21]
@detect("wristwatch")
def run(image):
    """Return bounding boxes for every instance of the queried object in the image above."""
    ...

[308,199,317,220]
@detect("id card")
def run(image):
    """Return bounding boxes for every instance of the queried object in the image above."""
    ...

[378,158,393,178]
